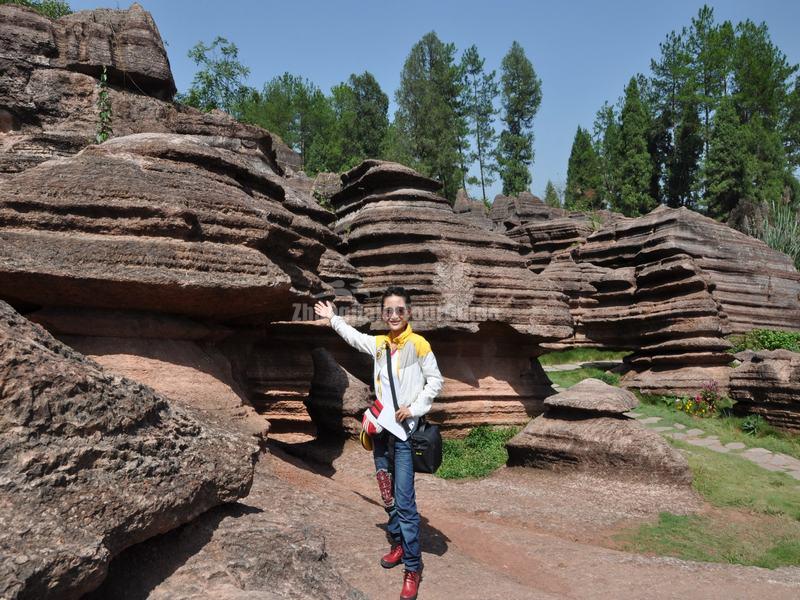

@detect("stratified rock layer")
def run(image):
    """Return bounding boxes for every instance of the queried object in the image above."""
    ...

[510,205,800,394]
[328,160,573,432]
[0,133,337,318]
[0,3,298,176]
[730,350,800,432]
[331,160,572,339]
[0,301,256,600]
[506,379,691,484]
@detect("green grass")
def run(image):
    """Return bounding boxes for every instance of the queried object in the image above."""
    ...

[437,425,520,479]
[617,439,800,568]
[538,348,630,366]
[546,367,620,389]
[635,397,800,461]
[676,440,800,519]
[622,512,800,569]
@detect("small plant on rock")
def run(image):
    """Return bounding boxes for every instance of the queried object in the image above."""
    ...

[95,65,113,144]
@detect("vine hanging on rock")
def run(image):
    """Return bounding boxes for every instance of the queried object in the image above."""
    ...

[96,65,113,144]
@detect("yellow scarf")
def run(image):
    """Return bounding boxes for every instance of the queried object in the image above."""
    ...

[381,323,413,350]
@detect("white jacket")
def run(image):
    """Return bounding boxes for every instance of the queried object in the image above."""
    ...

[330,315,443,433]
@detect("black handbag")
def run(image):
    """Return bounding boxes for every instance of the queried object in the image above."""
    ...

[385,342,443,474]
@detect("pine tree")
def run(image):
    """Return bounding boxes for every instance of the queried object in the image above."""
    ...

[327,72,389,170]
[687,6,732,160]
[460,45,499,203]
[615,77,656,216]
[238,73,335,173]
[395,31,466,201]
[543,180,561,208]
[668,96,703,208]
[786,77,800,169]
[593,102,622,209]
[565,127,603,210]
[731,20,796,129]
[704,97,750,220]
[496,41,542,196]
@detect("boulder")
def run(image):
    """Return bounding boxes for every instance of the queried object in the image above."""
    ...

[730,350,800,432]
[506,379,691,484]
[86,462,367,600]
[0,301,257,599]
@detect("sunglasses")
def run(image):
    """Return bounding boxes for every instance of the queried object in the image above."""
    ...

[382,306,408,318]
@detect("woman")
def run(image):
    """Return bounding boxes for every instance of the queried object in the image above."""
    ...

[314,286,443,600]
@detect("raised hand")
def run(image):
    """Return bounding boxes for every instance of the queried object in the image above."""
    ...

[314,300,335,320]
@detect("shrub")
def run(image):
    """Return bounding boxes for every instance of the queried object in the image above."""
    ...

[746,199,800,271]
[729,329,800,353]
[0,0,71,18]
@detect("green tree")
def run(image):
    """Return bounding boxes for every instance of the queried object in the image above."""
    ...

[178,37,250,116]
[460,45,499,203]
[786,77,800,169]
[615,77,656,216]
[687,6,732,159]
[395,31,466,201]
[704,98,750,220]
[731,20,796,129]
[330,72,389,168]
[496,41,542,196]
[238,73,335,173]
[543,179,561,208]
[667,96,703,208]
[0,0,71,18]
[593,102,622,209]
[565,126,603,210]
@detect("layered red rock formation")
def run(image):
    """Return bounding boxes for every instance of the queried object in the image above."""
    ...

[489,190,566,232]
[453,187,493,230]
[0,301,257,600]
[730,350,800,432]
[507,204,800,394]
[0,2,365,446]
[0,3,295,176]
[321,160,573,433]
[0,133,335,317]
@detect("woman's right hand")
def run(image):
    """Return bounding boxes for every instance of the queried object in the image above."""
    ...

[314,300,335,320]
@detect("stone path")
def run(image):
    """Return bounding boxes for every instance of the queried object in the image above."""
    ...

[626,411,800,481]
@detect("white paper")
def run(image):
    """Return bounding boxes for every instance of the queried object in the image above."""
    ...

[375,400,410,441]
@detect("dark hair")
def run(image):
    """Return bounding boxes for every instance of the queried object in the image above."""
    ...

[381,286,411,308]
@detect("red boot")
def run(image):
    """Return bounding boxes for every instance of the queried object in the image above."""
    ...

[400,569,421,600]
[381,543,403,569]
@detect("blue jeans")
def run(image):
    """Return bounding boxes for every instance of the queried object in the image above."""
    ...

[373,432,422,572]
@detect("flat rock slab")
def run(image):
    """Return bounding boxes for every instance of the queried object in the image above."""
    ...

[544,378,639,414]
[0,301,257,600]
[724,442,746,450]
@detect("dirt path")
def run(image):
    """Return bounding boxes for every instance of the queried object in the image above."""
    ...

[266,440,800,600]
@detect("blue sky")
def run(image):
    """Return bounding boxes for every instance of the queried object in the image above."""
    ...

[71,0,800,199]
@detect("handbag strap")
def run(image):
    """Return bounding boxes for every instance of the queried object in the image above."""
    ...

[385,341,411,435]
